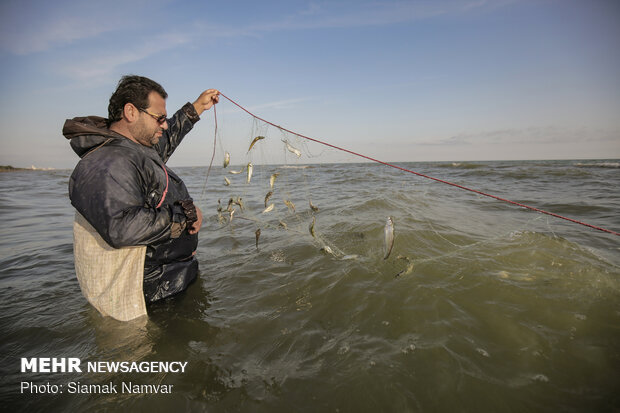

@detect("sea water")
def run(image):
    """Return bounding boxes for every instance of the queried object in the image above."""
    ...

[1,160,619,412]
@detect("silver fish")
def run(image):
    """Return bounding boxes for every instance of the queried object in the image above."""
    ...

[262,203,275,213]
[224,177,231,186]
[229,208,236,223]
[223,152,230,168]
[269,173,279,189]
[255,228,261,249]
[383,216,395,260]
[246,162,253,183]
[309,216,316,238]
[279,220,288,230]
[248,136,265,152]
[309,200,319,212]
[282,139,301,158]
[320,245,334,255]
[229,166,245,174]
[264,191,273,207]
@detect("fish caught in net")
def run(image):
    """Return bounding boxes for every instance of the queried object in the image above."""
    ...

[193,95,618,282]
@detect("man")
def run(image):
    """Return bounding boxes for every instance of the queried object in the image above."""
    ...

[63,75,219,317]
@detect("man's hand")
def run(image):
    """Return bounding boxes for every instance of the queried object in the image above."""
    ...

[192,89,220,116]
[188,205,202,235]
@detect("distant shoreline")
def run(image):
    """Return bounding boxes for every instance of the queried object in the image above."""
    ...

[0,165,28,172]
[0,165,55,172]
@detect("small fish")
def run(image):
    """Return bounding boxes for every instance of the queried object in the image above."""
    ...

[383,216,395,260]
[224,177,231,186]
[226,198,234,212]
[246,162,253,184]
[282,139,302,158]
[284,199,296,213]
[320,245,334,255]
[309,216,316,238]
[278,220,288,230]
[395,262,414,278]
[217,199,222,212]
[262,203,275,213]
[309,200,319,212]
[229,166,245,174]
[395,256,414,275]
[255,228,261,250]
[248,136,265,152]
[229,208,236,223]
[233,196,245,211]
[269,173,279,189]
[264,191,273,207]
[223,152,230,168]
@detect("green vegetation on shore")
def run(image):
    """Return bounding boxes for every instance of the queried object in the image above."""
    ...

[0,165,29,172]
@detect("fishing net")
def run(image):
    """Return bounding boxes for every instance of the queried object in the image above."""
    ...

[192,96,618,282]
[199,115,361,255]
[170,97,619,410]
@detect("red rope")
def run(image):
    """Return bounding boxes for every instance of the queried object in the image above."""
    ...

[156,164,169,208]
[219,93,619,237]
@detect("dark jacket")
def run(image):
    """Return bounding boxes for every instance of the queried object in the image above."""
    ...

[63,103,201,302]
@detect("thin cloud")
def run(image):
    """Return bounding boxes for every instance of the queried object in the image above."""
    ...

[0,0,172,55]
[217,97,313,117]
[419,126,620,146]
[279,1,508,30]
[1,0,519,83]
[1,16,117,55]
[194,0,518,40]
[248,97,312,112]
[58,32,191,82]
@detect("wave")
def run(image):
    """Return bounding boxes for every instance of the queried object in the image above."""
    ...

[574,162,620,169]
[435,162,487,169]
[279,165,311,169]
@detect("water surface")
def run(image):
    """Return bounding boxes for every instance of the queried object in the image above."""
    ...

[1,160,619,412]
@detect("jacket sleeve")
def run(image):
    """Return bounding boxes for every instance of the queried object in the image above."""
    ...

[70,152,184,248]
[154,102,200,163]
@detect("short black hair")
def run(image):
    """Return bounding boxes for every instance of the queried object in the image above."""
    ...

[107,75,168,124]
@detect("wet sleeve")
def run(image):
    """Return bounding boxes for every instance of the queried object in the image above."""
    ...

[70,156,184,248]
[154,102,200,163]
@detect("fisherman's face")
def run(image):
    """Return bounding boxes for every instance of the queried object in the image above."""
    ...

[134,91,168,147]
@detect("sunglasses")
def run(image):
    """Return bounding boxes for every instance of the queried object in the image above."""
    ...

[139,108,167,124]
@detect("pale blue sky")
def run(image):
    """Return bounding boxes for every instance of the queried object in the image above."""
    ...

[0,0,618,168]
